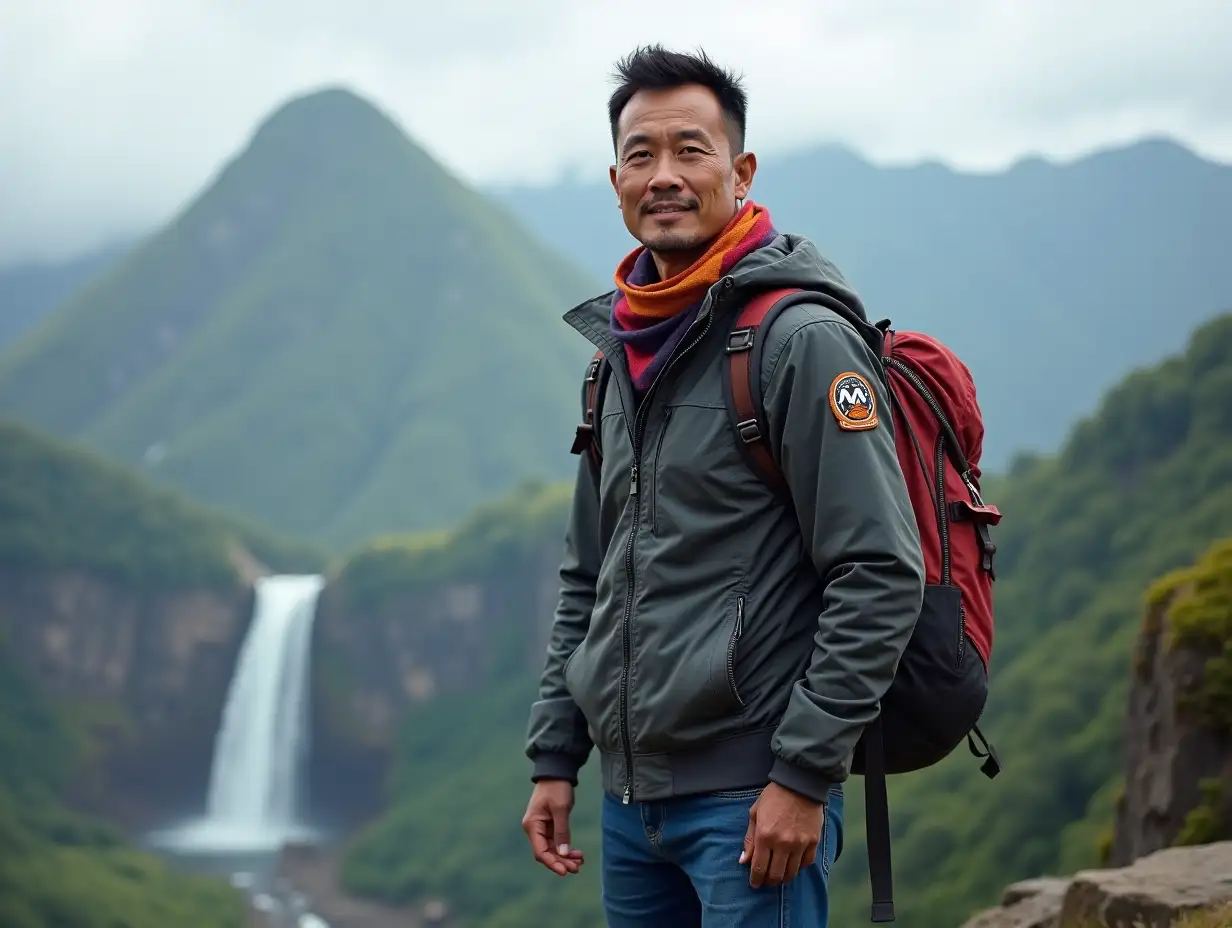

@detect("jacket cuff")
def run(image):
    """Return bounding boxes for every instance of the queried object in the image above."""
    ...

[531,752,583,785]
[769,756,838,805]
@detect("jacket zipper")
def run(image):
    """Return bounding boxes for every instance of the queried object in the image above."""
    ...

[649,407,672,534]
[618,279,730,804]
[726,595,746,707]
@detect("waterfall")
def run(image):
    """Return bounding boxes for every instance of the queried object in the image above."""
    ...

[150,574,324,854]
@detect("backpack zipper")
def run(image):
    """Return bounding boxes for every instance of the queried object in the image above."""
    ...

[934,435,951,585]
[891,351,970,668]
[618,279,730,804]
[933,404,966,668]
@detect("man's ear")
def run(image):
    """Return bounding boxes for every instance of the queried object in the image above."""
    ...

[610,164,620,204]
[733,151,758,201]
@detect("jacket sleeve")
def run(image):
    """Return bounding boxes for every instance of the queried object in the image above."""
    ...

[524,442,601,784]
[759,309,925,803]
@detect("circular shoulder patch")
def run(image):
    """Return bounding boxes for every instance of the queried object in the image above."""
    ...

[828,371,879,431]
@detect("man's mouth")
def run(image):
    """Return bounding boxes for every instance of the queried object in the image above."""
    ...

[646,203,694,215]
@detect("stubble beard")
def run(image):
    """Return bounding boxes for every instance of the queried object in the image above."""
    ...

[645,230,700,254]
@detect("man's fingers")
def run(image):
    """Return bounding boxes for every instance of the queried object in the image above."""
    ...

[779,846,805,886]
[739,804,757,864]
[801,838,818,870]
[551,805,573,857]
[550,804,583,873]
[528,820,558,863]
[738,822,754,865]
[748,840,772,889]
[766,842,791,886]
[524,814,568,876]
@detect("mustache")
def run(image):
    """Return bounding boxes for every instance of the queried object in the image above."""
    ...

[641,195,699,214]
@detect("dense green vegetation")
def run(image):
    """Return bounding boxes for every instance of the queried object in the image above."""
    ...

[0,87,598,549]
[330,477,571,613]
[0,635,247,928]
[0,417,324,589]
[335,311,1232,927]
[1154,538,1232,734]
[340,675,604,928]
[1149,538,1232,848]
[494,138,1232,469]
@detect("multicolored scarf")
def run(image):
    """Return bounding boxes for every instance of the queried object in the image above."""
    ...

[610,200,778,395]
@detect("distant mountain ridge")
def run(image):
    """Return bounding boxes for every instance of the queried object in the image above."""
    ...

[0,241,132,348]
[492,136,1232,468]
[0,87,599,547]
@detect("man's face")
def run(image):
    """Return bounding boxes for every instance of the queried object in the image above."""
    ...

[609,84,756,263]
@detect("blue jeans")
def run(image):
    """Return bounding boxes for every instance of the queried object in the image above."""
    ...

[600,785,844,928]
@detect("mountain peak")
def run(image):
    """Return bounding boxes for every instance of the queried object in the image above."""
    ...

[255,85,396,142]
[241,84,418,171]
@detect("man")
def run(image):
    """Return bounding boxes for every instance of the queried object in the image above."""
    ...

[522,45,925,927]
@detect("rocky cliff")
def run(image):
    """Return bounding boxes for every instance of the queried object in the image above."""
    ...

[963,538,1232,928]
[0,565,256,826]
[306,481,569,825]
[0,416,323,829]
[1111,538,1232,864]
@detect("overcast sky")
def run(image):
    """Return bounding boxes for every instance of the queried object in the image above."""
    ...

[2,0,1230,266]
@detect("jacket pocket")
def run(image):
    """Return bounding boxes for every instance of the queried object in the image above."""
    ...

[725,595,746,708]
[649,407,672,534]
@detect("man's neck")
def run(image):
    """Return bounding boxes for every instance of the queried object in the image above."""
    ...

[651,246,708,282]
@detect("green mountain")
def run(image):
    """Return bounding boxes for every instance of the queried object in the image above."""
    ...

[0,416,324,587]
[329,309,1232,926]
[0,87,598,548]
[492,138,1232,469]
[0,241,131,349]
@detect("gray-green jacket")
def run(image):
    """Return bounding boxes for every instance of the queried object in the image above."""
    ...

[525,233,925,804]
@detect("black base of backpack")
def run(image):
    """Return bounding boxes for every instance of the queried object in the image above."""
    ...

[850,583,1002,922]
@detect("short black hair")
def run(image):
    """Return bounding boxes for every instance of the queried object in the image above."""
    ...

[607,45,748,156]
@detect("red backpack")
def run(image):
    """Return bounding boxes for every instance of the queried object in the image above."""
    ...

[574,288,1004,923]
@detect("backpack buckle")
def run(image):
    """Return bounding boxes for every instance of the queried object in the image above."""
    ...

[736,418,762,443]
[585,357,602,382]
[726,327,755,353]
[570,423,594,456]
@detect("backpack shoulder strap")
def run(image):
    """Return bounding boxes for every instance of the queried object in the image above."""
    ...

[723,287,890,498]
[569,349,609,468]
[722,287,804,498]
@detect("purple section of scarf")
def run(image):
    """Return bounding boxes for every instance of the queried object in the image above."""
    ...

[609,248,704,395]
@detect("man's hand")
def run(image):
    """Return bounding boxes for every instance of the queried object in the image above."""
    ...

[522,779,586,877]
[739,782,824,888]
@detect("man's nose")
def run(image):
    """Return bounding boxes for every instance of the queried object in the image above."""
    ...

[647,154,684,191]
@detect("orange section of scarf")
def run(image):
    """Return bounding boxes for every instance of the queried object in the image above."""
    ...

[612,201,773,322]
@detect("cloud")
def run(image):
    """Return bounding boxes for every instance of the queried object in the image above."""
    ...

[1,0,1230,265]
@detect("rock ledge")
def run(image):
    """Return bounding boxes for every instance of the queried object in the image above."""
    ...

[960,841,1232,927]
